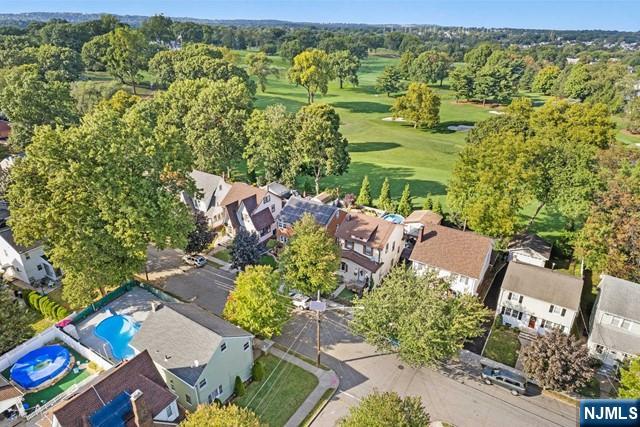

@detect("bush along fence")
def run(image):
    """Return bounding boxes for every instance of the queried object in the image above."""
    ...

[23,290,69,321]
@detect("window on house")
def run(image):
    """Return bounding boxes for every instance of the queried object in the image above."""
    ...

[341,262,348,272]
[622,320,633,330]
[385,243,389,253]
[25,253,30,260]
[271,205,276,213]
[611,316,623,327]
[602,313,613,324]
[216,385,223,396]
[264,195,271,203]
[37,264,43,271]
[549,305,563,314]
[595,345,604,354]
[167,405,173,417]
[508,292,513,300]
[518,295,523,304]
[243,342,250,351]
[345,241,353,250]
[392,241,395,251]
[220,342,227,352]
[185,394,192,404]
[364,246,373,256]
[561,308,566,317]
[199,379,207,388]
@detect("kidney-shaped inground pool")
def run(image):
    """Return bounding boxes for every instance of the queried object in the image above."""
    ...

[94,314,140,361]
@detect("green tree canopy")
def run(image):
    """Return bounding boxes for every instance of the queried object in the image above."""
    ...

[396,184,413,217]
[6,92,194,307]
[26,44,83,82]
[329,50,360,89]
[280,213,340,296]
[532,65,561,95]
[409,50,451,86]
[293,103,350,194]
[223,265,290,338]
[247,51,278,92]
[626,96,640,134]
[356,175,373,207]
[562,64,591,101]
[0,289,37,354]
[104,27,151,94]
[391,82,441,129]
[377,177,394,212]
[375,65,403,97]
[180,404,263,427]
[81,33,110,71]
[140,14,174,44]
[339,391,430,427]
[229,228,261,270]
[619,357,640,398]
[288,48,334,103]
[185,211,215,254]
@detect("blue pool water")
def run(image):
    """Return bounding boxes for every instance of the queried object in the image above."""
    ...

[10,345,71,390]
[95,315,140,361]
[382,213,404,224]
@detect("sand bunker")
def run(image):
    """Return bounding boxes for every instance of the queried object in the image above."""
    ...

[382,117,406,122]
[489,110,505,115]
[447,125,474,132]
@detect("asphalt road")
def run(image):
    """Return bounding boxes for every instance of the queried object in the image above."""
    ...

[276,311,578,427]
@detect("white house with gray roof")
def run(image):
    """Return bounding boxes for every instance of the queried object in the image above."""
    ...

[498,262,583,335]
[130,302,253,411]
[180,170,231,229]
[588,275,640,368]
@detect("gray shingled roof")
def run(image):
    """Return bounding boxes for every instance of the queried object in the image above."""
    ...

[508,233,552,260]
[130,303,251,386]
[590,322,640,356]
[597,275,640,322]
[502,262,583,311]
[0,227,39,254]
[279,197,338,227]
[190,170,224,211]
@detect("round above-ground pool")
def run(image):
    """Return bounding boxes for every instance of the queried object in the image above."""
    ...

[95,314,140,361]
[10,345,72,390]
[382,213,404,224]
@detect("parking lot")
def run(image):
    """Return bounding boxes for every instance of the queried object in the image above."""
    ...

[145,248,236,316]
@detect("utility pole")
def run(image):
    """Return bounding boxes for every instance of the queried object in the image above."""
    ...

[310,290,326,368]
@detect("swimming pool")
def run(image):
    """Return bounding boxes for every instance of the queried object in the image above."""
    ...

[10,345,72,390]
[382,213,404,224]
[94,314,140,361]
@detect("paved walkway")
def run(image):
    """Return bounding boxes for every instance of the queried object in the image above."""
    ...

[268,347,339,427]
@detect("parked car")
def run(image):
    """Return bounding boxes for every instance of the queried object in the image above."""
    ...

[481,366,527,396]
[182,254,207,268]
[291,293,310,310]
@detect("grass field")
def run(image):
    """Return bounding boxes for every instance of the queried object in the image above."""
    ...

[235,354,318,426]
[483,322,521,367]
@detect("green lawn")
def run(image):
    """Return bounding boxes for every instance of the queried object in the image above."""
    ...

[235,354,318,426]
[258,254,277,268]
[482,322,521,368]
[213,248,232,263]
[337,288,357,302]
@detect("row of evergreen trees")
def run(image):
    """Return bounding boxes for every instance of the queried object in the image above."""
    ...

[354,176,443,217]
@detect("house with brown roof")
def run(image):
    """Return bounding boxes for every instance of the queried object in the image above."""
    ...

[403,209,443,238]
[276,197,341,244]
[498,262,583,335]
[220,182,284,244]
[334,212,404,289]
[44,350,178,427]
[409,224,493,295]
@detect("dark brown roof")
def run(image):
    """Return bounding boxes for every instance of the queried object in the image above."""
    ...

[326,210,348,238]
[221,182,267,210]
[251,208,275,231]
[50,351,176,427]
[335,212,402,249]
[404,210,443,226]
[341,249,382,273]
[508,233,552,260]
[409,224,493,279]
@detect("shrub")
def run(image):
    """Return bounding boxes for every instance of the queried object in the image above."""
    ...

[252,360,265,382]
[56,306,69,320]
[234,376,246,397]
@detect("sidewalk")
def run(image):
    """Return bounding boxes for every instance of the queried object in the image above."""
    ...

[268,347,340,427]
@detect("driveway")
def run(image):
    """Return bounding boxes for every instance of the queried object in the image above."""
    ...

[276,311,576,427]
[145,248,236,316]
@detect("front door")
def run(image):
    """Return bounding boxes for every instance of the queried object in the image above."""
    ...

[528,315,537,329]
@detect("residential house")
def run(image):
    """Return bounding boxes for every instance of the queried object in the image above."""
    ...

[276,196,341,244]
[588,275,640,367]
[0,202,61,285]
[264,182,292,200]
[497,262,583,335]
[0,154,23,172]
[335,212,404,289]
[181,170,231,229]
[409,224,493,295]
[130,303,254,411]
[507,233,552,268]
[220,182,283,244]
[0,375,24,419]
[403,209,443,239]
[46,350,178,427]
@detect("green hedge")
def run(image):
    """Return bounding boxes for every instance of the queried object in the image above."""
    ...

[23,290,69,321]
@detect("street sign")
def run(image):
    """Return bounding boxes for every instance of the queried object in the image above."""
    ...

[309,300,326,312]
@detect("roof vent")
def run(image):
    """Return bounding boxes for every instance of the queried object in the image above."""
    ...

[193,359,199,367]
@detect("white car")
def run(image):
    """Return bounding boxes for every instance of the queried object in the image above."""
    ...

[291,293,310,310]
[182,254,207,268]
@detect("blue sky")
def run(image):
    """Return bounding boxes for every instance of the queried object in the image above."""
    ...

[4,1,639,31]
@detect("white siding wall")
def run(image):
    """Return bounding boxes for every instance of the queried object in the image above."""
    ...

[587,308,640,367]
[497,289,576,334]
[154,400,179,422]
[412,262,478,295]
[0,238,58,284]
[508,250,546,268]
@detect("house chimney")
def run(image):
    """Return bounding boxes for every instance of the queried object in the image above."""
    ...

[130,389,153,427]
[151,302,162,312]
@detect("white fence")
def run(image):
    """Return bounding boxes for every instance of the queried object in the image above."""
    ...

[0,326,112,373]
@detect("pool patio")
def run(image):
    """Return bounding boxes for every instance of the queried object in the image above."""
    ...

[74,287,164,363]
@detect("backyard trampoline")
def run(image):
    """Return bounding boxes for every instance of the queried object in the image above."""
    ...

[10,345,73,391]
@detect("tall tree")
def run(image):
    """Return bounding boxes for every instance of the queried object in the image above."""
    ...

[377,177,394,212]
[104,27,150,94]
[0,288,37,354]
[280,213,340,296]
[409,50,451,86]
[223,265,290,338]
[185,211,215,254]
[330,50,360,89]
[375,65,403,97]
[27,44,83,82]
[521,330,594,392]
[449,64,475,102]
[294,103,350,194]
[396,184,413,217]
[0,64,78,150]
[351,267,490,367]
[356,175,373,207]
[627,97,640,134]
[532,65,561,95]
[244,104,297,185]
[229,228,261,270]
[81,33,110,71]
[391,82,440,129]
[6,92,194,307]
[247,51,278,92]
[180,404,263,427]
[339,391,430,427]
[70,80,120,115]
[619,357,640,398]
[140,14,174,44]
[288,49,333,103]
[562,64,591,101]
